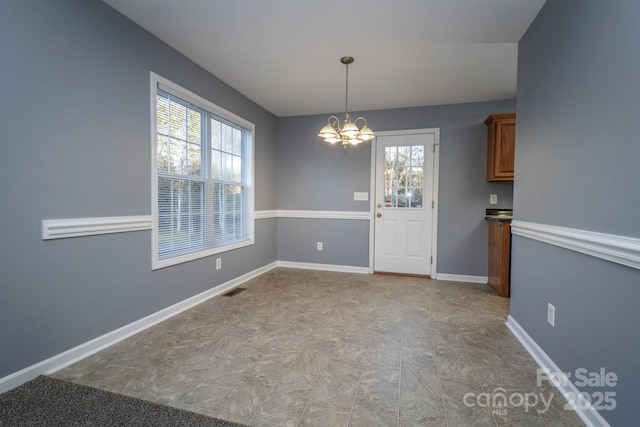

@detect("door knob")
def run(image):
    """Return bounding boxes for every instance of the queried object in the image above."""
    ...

[376,212,382,218]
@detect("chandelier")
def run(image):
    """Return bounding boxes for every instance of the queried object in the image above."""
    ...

[317,56,375,147]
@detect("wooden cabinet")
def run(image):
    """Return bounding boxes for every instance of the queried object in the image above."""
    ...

[488,220,511,297]
[485,113,516,181]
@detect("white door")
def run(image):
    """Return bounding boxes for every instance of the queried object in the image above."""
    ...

[373,132,437,276]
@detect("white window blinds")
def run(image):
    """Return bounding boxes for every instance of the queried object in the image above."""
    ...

[152,74,254,269]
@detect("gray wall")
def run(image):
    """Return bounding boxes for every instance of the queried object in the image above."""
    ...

[277,101,515,273]
[512,1,640,425]
[0,0,277,378]
[277,219,370,267]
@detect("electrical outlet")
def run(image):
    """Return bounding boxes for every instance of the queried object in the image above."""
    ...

[490,194,498,204]
[317,242,323,251]
[547,303,555,327]
[216,258,221,270]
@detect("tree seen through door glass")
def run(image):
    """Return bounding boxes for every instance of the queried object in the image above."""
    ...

[384,145,424,208]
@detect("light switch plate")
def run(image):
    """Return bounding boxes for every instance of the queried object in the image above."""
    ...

[490,194,498,204]
[354,192,369,201]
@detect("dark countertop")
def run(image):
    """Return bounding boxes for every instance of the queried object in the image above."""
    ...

[485,209,513,222]
[485,215,513,221]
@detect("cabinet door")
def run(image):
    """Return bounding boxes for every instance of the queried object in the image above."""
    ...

[488,221,502,295]
[494,120,515,179]
[485,114,516,181]
[488,221,511,297]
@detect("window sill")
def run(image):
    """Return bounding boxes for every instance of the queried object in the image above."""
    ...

[152,238,254,270]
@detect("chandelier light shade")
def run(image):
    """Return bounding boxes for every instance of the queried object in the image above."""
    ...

[318,56,375,148]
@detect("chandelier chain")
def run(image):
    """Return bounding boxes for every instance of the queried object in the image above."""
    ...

[344,62,349,116]
[317,55,374,147]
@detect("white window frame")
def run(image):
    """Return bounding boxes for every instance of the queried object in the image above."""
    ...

[150,72,255,270]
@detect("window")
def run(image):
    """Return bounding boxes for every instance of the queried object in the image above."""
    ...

[384,144,424,208]
[151,73,254,269]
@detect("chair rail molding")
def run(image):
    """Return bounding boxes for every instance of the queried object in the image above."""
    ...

[42,216,152,240]
[255,210,370,220]
[42,211,369,240]
[277,210,370,220]
[511,220,640,271]
[254,210,277,219]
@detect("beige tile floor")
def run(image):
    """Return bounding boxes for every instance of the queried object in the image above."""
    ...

[53,268,584,426]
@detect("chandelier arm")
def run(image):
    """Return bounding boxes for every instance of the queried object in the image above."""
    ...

[354,117,367,127]
[327,115,340,129]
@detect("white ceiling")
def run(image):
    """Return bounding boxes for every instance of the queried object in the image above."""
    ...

[103,0,546,117]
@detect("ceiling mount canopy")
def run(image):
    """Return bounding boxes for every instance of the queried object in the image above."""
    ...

[317,56,375,148]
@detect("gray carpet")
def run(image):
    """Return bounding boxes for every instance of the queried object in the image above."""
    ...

[0,376,246,426]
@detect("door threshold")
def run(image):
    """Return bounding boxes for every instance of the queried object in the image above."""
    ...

[374,271,431,279]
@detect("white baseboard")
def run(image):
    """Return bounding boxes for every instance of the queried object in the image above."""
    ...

[435,273,488,284]
[276,260,369,274]
[506,316,610,427]
[0,261,278,394]
[2,261,480,393]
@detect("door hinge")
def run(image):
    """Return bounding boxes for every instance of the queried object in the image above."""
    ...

[432,144,436,153]
[430,256,433,264]
[432,200,435,209]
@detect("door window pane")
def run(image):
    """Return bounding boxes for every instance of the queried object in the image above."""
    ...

[384,144,426,209]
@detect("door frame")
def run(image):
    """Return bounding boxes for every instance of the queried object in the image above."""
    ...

[368,128,440,277]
